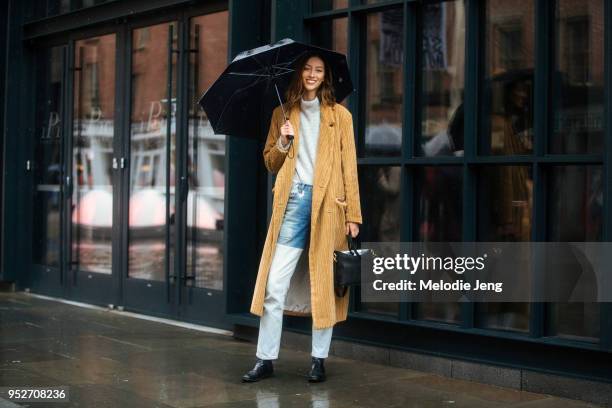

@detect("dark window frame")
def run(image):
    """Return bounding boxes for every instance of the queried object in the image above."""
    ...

[304,0,612,352]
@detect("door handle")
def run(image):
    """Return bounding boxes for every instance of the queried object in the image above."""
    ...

[180,176,188,202]
[113,157,126,170]
[65,176,73,196]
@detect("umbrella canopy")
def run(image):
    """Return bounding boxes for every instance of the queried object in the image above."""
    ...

[198,38,354,139]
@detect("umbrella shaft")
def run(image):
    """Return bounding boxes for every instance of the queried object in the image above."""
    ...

[274,83,287,122]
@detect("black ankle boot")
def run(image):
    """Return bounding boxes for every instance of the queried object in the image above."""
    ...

[242,358,274,382]
[307,357,326,382]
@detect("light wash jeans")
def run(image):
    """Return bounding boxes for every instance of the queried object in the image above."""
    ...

[256,181,333,360]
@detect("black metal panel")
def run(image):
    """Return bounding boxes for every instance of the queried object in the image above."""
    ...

[225,0,271,315]
[272,0,307,41]
[530,0,553,339]
[602,0,612,351]
[0,0,6,279]
[23,0,225,41]
[2,0,33,285]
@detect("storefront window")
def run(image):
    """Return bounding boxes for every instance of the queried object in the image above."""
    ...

[550,0,604,154]
[419,1,465,157]
[359,165,401,316]
[477,165,532,332]
[364,8,404,157]
[546,165,602,341]
[312,0,348,13]
[307,0,606,344]
[481,0,535,156]
[415,166,463,323]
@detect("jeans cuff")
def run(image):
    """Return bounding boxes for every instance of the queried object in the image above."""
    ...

[256,352,278,360]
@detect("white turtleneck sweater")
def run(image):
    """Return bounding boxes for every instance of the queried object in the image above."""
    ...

[294,96,321,185]
[277,96,321,186]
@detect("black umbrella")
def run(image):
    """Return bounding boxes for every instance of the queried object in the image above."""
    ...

[197,38,354,140]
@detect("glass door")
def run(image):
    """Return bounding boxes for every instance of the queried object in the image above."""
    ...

[28,9,230,325]
[68,33,118,304]
[30,45,66,296]
[122,21,179,315]
[178,11,229,325]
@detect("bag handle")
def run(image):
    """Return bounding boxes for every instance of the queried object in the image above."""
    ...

[335,286,348,297]
[346,234,359,256]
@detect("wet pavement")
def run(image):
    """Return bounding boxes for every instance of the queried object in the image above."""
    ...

[0,292,601,407]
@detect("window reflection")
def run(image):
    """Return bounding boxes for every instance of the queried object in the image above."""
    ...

[482,0,534,155]
[417,167,462,242]
[551,0,604,154]
[364,9,404,157]
[71,34,116,275]
[311,0,348,12]
[359,166,401,316]
[129,22,178,282]
[478,165,532,332]
[419,1,465,157]
[546,165,602,341]
[46,0,71,17]
[479,166,532,242]
[415,166,462,323]
[33,46,64,267]
[187,12,229,290]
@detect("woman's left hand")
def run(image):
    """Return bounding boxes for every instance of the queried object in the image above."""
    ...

[345,222,360,238]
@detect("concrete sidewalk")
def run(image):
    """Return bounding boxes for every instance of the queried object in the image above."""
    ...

[0,293,600,407]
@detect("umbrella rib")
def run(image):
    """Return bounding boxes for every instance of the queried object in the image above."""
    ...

[250,54,268,73]
[227,72,272,77]
[214,74,272,131]
[286,50,309,67]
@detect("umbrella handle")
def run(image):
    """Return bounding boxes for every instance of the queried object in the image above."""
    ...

[274,84,294,143]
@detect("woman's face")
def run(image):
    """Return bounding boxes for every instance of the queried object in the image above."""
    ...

[301,56,325,94]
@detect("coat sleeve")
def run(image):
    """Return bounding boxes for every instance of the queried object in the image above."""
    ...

[340,109,363,224]
[263,107,289,174]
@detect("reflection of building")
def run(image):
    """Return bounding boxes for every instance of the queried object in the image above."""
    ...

[72,117,224,231]
[2,0,611,405]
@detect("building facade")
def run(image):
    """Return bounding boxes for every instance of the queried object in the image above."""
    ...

[1,0,611,395]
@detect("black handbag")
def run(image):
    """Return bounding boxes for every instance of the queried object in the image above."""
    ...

[333,234,373,297]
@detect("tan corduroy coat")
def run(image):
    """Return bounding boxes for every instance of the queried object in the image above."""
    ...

[249,101,363,329]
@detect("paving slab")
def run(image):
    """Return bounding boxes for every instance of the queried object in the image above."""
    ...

[0,293,600,408]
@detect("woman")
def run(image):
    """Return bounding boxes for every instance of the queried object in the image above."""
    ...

[242,52,362,383]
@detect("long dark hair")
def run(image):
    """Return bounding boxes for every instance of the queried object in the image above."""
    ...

[283,52,336,112]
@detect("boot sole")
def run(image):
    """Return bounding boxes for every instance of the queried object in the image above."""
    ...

[241,372,273,382]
